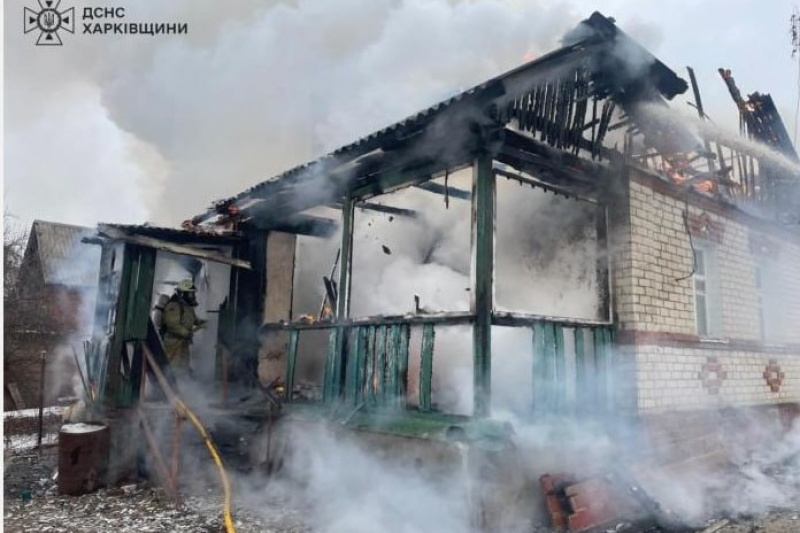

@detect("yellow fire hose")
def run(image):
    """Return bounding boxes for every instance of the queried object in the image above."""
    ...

[175,398,236,533]
[143,347,237,533]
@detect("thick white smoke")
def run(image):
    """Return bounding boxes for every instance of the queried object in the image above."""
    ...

[6,0,581,226]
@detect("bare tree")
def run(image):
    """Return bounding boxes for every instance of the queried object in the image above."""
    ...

[4,210,28,301]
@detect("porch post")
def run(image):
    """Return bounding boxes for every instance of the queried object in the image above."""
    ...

[324,195,354,402]
[472,156,494,417]
[337,195,355,319]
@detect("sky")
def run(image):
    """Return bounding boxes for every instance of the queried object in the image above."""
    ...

[3,0,799,231]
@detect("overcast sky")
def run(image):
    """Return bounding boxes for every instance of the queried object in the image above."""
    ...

[4,0,798,231]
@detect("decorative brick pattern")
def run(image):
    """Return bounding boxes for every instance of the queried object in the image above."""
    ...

[615,173,800,414]
[763,359,785,393]
[698,356,727,395]
[688,211,724,244]
[635,345,800,413]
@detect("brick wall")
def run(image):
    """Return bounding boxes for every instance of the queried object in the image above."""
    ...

[635,345,800,413]
[3,331,78,410]
[622,179,695,335]
[5,278,93,411]
[613,168,800,414]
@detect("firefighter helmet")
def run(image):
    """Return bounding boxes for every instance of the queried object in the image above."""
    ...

[177,279,196,292]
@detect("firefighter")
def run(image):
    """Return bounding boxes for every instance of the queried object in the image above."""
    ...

[152,293,170,336]
[162,279,207,375]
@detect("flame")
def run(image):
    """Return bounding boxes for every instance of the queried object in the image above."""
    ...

[662,159,715,192]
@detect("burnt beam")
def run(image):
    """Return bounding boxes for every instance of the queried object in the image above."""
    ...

[329,201,419,218]
[414,181,472,200]
[503,128,616,174]
[495,147,602,197]
[252,214,338,238]
[494,168,596,201]
[472,155,493,417]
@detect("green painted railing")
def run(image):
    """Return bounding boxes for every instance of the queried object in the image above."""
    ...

[279,316,615,416]
[280,317,456,411]
[531,321,615,416]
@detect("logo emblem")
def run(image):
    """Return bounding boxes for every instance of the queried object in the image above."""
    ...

[24,0,74,46]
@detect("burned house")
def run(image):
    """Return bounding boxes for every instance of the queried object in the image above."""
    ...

[4,220,100,411]
[80,11,800,529]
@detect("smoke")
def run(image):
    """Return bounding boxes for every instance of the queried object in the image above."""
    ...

[18,2,800,529]
[44,233,101,405]
[636,102,800,177]
[6,0,583,228]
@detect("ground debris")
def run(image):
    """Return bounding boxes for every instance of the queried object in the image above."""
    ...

[4,451,309,533]
[4,485,281,533]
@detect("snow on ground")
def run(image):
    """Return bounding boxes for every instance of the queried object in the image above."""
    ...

[5,433,59,453]
[3,448,310,533]
[3,407,64,419]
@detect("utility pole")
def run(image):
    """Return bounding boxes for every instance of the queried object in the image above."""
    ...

[37,349,47,453]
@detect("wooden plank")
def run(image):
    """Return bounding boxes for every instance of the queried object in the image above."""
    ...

[531,323,545,415]
[492,311,611,328]
[138,409,180,502]
[397,325,410,401]
[471,155,494,417]
[414,181,472,200]
[323,327,340,404]
[553,323,565,413]
[574,328,587,413]
[261,311,474,332]
[337,197,355,319]
[104,244,134,407]
[385,325,400,407]
[6,383,25,410]
[543,322,557,413]
[255,214,338,238]
[365,326,376,407]
[126,247,157,341]
[374,326,387,406]
[170,415,183,494]
[603,327,616,412]
[345,327,363,405]
[593,327,609,412]
[98,226,251,269]
[284,329,299,401]
[419,324,435,411]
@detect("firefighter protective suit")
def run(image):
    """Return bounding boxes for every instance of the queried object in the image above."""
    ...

[162,279,206,374]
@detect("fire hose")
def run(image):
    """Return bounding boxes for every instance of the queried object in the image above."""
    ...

[143,347,237,533]
[175,398,236,533]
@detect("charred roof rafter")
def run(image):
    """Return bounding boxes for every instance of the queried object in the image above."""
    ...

[191,12,688,231]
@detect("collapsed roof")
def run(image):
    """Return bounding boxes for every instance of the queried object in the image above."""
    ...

[190,11,799,232]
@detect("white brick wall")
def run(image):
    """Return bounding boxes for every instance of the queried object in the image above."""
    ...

[635,345,800,413]
[615,173,800,414]
[621,178,800,342]
[624,181,695,334]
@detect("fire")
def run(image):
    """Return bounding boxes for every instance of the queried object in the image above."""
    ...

[662,159,716,193]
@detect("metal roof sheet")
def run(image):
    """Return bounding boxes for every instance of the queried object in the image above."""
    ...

[31,220,100,287]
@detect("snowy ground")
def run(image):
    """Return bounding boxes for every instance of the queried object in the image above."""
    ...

[3,451,309,533]
[4,444,800,532]
[5,452,800,533]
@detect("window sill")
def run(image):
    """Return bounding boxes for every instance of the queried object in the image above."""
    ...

[698,337,729,344]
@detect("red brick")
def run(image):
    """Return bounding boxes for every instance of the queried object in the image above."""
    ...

[568,508,616,532]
